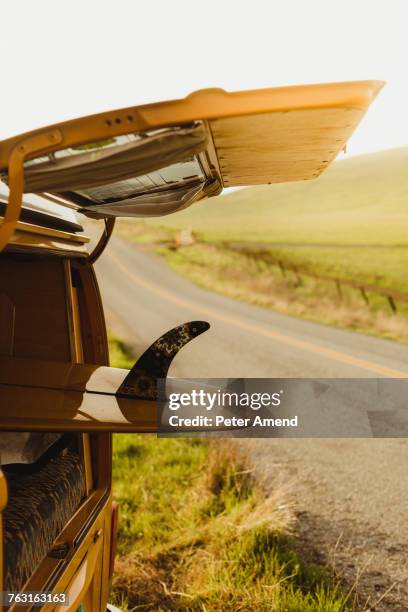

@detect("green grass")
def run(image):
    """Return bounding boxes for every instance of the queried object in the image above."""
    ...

[112,434,207,556]
[158,243,408,342]
[108,333,134,369]
[259,246,408,294]
[111,434,353,611]
[109,338,354,611]
[116,147,408,291]
[134,147,408,246]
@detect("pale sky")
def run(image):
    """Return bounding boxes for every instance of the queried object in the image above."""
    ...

[1,0,407,156]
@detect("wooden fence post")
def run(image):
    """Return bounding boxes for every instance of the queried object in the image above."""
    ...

[360,287,369,305]
[278,261,286,277]
[387,296,397,313]
[225,244,408,313]
[293,267,302,286]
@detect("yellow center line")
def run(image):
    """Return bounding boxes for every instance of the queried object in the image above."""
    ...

[109,251,408,378]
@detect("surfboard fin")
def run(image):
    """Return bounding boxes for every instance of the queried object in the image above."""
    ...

[116,321,210,399]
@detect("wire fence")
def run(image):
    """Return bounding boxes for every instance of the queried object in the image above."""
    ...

[170,230,408,313]
[218,243,408,314]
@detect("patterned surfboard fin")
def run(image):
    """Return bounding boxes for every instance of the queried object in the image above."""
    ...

[116,321,210,399]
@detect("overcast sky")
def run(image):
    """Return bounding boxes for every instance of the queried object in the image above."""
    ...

[1,1,406,156]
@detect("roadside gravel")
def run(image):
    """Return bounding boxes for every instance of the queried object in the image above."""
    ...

[242,438,408,611]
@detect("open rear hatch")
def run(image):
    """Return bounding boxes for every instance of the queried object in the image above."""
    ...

[0,81,383,248]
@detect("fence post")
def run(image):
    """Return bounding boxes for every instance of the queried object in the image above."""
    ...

[387,295,397,313]
[360,287,369,305]
[236,249,408,312]
[293,267,302,286]
[278,260,286,277]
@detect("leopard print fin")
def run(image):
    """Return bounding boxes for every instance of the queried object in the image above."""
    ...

[116,321,210,399]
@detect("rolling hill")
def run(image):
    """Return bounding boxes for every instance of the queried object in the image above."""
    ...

[145,147,408,246]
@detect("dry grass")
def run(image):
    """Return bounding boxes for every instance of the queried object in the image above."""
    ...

[158,243,408,343]
[111,437,352,611]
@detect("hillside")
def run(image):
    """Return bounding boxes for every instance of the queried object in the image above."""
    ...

[145,147,408,245]
[117,147,408,341]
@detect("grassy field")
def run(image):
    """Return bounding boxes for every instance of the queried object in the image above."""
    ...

[158,244,408,342]
[137,147,408,247]
[108,337,353,611]
[115,147,408,341]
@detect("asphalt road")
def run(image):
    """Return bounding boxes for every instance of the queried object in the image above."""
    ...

[95,235,408,610]
[96,235,408,379]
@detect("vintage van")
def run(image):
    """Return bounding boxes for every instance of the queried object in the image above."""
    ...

[0,81,382,610]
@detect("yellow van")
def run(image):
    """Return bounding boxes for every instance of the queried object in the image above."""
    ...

[0,80,382,610]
